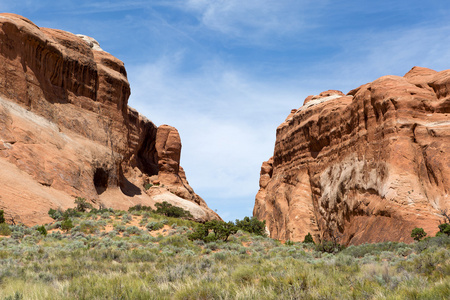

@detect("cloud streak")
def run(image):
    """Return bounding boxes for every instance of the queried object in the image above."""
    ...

[180,0,325,45]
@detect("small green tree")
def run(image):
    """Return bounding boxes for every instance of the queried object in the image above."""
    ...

[74,197,93,212]
[0,210,5,224]
[303,232,315,244]
[61,218,74,232]
[436,223,450,236]
[235,216,266,236]
[188,223,210,242]
[411,227,427,241]
[213,221,238,242]
[188,220,238,242]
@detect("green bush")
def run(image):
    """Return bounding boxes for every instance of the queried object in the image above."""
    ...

[48,208,63,220]
[411,227,427,241]
[235,216,266,236]
[36,225,47,236]
[155,201,193,219]
[128,204,154,212]
[303,233,315,244]
[437,223,450,236]
[0,209,5,223]
[63,208,82,219]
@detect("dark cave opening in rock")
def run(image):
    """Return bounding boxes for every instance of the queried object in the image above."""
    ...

[94,168,108,195]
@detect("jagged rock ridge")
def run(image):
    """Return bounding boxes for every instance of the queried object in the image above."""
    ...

[0,13,220,225]
[254,67,450,245]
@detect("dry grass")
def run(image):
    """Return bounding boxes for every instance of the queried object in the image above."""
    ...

[0,209,449,299]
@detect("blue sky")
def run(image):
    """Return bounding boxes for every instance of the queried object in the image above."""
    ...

[2,1,450,221]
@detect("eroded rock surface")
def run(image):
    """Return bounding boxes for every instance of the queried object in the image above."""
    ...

[0,14,220,224]
[254,67,450,245]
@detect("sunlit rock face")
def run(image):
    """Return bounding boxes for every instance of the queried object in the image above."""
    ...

[0,13,220,225]
[254,66,450,245]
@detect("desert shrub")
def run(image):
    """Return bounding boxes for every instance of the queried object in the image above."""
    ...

[0,223,11,236]
[48,231,63,240]
[206,242,218,251]
[414,235,450,253]
[22,235,39,244]
[342,242,405,258]
[144,183,153,190]
[235,216,266,236]
[61,219,74,232]
[176,226,189,234]
[48,208,63,220]
[182,250,195,256]
[316,240,344,254]
[79,220,98,234]
[128,204,154,213]
[155,201,193,219]
[146,222,164,231]
[74,197,93,212]
[125,226,141,235]
[88,207,114,216]
[121,214,132,223]
[100,212,112,219]
[114,224,126,232]
[62,208,82,220]
[11,231,24,239]
[396,247,413,256]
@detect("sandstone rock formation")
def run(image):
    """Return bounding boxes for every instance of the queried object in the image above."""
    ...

[254,67,450,245]
[0,13,220,225]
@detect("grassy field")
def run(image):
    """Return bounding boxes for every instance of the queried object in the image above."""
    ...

[0,208,449,299]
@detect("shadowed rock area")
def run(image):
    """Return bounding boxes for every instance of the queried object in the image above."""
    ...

[254,67,450,245]
[0,13,220,225]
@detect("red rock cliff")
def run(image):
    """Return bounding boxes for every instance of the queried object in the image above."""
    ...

[0,14,220,224]
[254,67,450,245]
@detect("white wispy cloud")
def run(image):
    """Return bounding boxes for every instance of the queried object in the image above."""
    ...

[127,53,305,213]
[181,0,325,43]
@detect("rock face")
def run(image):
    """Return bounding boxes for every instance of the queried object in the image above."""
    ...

[0,14,220,225]
[254,67,450,245]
